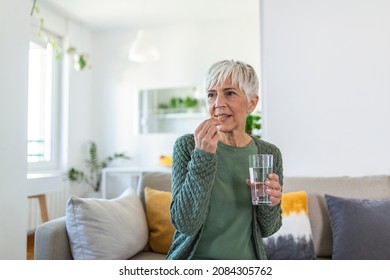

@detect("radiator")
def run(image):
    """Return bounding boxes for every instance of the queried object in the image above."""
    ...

[28,190,68,231]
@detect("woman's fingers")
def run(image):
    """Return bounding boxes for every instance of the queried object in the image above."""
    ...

[265,173,282,205]
[246,174,282,206]
[194,118,221,153]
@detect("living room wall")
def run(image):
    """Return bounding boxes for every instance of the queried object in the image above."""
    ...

[261,0,390,177]
[0,0,29,259]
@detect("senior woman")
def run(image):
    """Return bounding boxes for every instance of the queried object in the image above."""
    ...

[166,60,283,260]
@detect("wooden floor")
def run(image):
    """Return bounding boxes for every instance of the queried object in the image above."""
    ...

[27,232,34,260]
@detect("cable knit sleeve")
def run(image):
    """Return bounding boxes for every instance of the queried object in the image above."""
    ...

[169,134,218,236]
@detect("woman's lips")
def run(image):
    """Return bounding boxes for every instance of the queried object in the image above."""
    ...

[215,114,230,121]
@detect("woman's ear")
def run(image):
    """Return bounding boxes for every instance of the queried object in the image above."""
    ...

[247,96,259,113]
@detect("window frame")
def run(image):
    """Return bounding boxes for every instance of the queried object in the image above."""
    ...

[27,31,62,172]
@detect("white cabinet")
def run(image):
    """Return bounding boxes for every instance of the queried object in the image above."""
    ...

[137,86,208,134]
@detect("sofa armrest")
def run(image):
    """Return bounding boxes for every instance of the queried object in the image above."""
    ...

[34,216,73,260]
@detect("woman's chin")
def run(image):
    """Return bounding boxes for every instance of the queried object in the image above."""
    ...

[217,125,230,133]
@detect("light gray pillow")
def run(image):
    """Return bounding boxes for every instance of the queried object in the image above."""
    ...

[66,189,148,259]
[325,194,390,260]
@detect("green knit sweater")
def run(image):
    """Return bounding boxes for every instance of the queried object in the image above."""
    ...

[166,134,284,260]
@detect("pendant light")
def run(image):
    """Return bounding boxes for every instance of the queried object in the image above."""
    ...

[128,30,160,62]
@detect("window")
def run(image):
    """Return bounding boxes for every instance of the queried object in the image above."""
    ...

[27,34,61,171]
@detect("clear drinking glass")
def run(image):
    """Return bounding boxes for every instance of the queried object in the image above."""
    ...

[248,154,273,205]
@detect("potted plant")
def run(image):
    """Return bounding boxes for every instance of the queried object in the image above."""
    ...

[67,141,130,192]
[245,113,262,138]
[170,97,184,112]
[183,96,198,111]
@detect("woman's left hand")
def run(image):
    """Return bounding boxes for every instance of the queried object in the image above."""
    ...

[246,173,282,206]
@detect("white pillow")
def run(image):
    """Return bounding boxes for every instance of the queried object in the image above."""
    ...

[65,189,148,260]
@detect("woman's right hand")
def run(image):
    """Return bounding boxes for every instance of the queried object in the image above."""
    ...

[194,117,221,154]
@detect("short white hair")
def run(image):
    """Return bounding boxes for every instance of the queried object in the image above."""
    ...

[203,60,259,101]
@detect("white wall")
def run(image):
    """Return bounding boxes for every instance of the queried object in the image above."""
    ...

[64,21,94,197]
[261,0,390,177]
[0,0,30,259]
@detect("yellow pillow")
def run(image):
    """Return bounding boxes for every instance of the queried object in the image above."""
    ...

[144,187,175,254]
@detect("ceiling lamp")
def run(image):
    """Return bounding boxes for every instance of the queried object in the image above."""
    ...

[128,30,160,62]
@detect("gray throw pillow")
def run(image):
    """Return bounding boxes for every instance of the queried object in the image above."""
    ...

[325,194,390,260]
[66,189,148,260]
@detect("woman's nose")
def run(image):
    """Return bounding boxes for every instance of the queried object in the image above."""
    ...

[215,94,226,108]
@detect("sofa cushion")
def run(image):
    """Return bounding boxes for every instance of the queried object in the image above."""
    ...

[144,187,175,254]
[65,189,148,260]
[283,175,390,258]
[263,191,316,259]
[130,251,167,260]
[325,194,390,260]
[138,172,172,208]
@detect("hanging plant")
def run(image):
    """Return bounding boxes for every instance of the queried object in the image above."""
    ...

[30,0,91,71]
[67,47,89,71]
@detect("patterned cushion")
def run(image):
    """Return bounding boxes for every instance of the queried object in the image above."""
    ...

[263,191,316,259]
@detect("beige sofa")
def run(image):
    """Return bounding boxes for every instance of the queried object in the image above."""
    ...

[34,173,390,260]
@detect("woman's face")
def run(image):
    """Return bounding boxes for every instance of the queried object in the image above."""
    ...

[206,78,258,134]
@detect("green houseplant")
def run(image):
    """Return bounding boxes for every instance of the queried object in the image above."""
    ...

[67,141,130,192]
[183,96,198,110]
[245,113,262,138]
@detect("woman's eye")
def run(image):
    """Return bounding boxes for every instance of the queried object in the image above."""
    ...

[226,91,235,96]
[207,92,215,99]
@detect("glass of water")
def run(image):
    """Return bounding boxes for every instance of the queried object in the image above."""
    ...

[248,154,273,205]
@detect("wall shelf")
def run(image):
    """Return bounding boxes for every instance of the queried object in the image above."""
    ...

[154,112,207,120]
[138,86,207,134]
